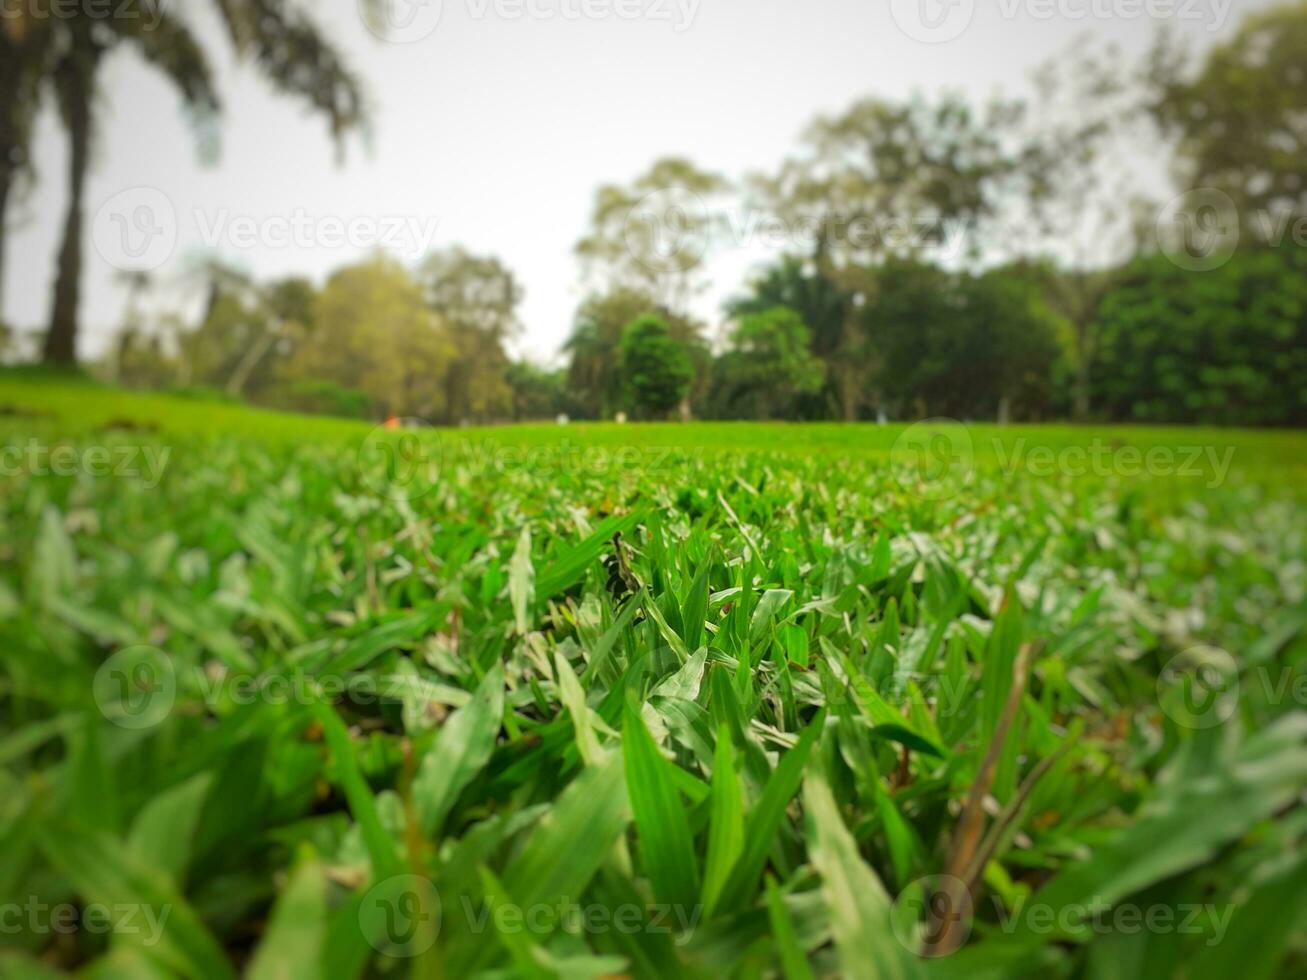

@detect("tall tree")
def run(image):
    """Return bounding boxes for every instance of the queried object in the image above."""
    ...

[1001,42,1159,419]
[576,157,729,313]
[864,259,1065,421]
[420,247,523,423]
[284,256,454,419]
[1148,1,1307,226]
[564,287,704,419]
[756,93,1025,419]
[40,0,366,365]
[43,6,221,365]
[727,256,849,418]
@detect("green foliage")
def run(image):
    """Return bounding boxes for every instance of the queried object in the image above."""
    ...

[618,314,695,418]
[864,259,1066,420]
[1149,0,1307,221]
[728,256,850,359]
[565,288,662,419]
[760,93,1022,267]
[505,361,572,421]
[267,380,373,420]
[419,247,523,423]
[2,379,1305,976]
[65,2,1307,428]
[1090,247,1307,425]
[709,307,825,420]
[576,156,730,305]
[565,289,707,420]
[282,256,455,420]
[13,2,1307,430]
[102,251,532,425]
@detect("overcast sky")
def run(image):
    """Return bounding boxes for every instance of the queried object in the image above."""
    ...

[4,0,1271,363]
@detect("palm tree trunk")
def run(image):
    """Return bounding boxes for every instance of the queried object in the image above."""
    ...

[0,53,23,325]
[44,47,98,367]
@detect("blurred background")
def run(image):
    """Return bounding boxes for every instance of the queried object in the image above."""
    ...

[1,0,1303,426]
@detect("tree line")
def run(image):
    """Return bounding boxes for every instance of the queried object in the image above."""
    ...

[4,1,1305,426]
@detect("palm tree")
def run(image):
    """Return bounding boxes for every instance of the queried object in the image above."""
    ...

[174,255,257,385]
[224,276,315,397]
[39,0,367,365]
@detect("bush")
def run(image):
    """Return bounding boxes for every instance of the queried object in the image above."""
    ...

[1090,247,1307,425]
[618,314,694,418]
[163,385,240,404]
[264,380,374,420]
[707,307,825,420]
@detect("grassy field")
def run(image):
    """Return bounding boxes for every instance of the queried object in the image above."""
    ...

[5,375,1307,474]
[2,377,1305,978]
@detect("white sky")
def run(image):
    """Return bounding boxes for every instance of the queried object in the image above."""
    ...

[3,0,1271,364]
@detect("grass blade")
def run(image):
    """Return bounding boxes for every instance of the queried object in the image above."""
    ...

[623,697,700,909]
[412,661,505,837]
[701,726,744,916]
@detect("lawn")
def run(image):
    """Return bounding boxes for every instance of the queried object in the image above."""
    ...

[2,377,1305,978]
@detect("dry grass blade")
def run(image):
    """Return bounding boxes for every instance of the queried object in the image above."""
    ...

[926,640,1037,956]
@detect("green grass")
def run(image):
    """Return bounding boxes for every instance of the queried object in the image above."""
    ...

[5,372,1306,475]
[2,378,1305,978]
